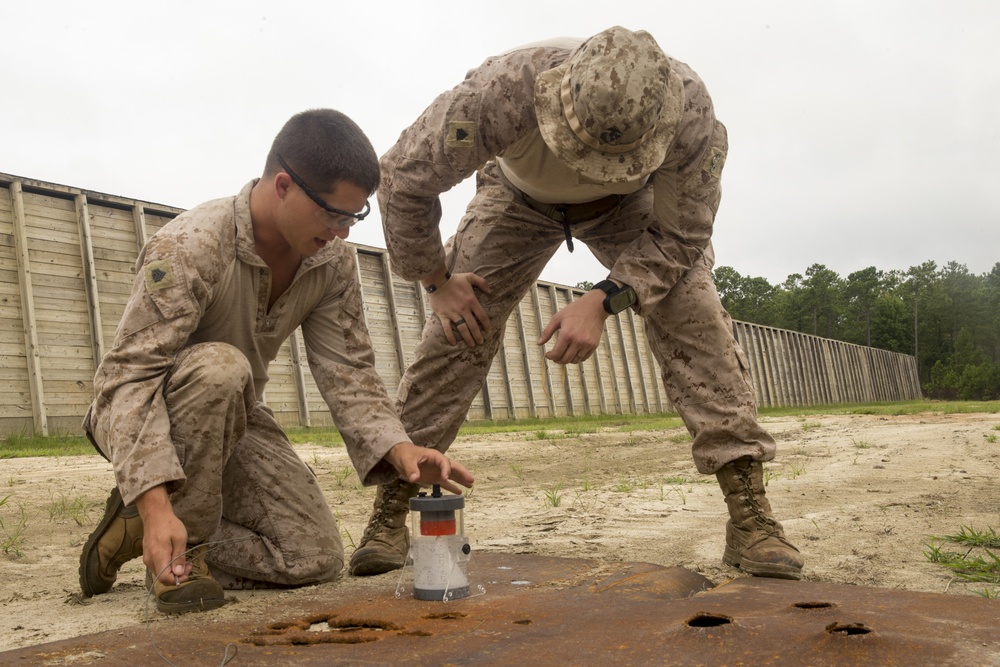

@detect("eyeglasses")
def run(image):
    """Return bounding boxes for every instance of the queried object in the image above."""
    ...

[275,154,370,227]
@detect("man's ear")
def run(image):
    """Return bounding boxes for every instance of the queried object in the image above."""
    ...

[273,171,293,200]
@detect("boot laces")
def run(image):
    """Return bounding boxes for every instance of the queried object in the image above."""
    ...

[737,465,781,535]
[359,481,409,544]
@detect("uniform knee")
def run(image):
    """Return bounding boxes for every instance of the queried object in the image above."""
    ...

[172,342,254,396]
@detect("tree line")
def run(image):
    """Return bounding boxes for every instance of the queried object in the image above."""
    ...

[710,261,1000,400]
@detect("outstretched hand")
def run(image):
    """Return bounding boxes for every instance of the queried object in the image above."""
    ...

[384,442,475,494]
[538,288,608,365]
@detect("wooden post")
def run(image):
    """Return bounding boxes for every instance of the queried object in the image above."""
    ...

[131,205,149,253]
[379,253,407,377]
[11,182,48,436]
[530,286,556,417]
[513,302,539,418]
[288,329,311,427]
[76,195,105,369]
[624,308,651,413]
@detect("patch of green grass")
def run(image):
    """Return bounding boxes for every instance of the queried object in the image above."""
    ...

[852,438,873,449]
[331,465,355,487]
[47,493,91,526]
[0,494,30,557]
[659,482,687,504]
[925,525,1000,597]
[759,400,1000,419]
[985,433,998,443]
[7,401,1000,458]
[542,483,564,507]
[0,430,93,459]
[611,478,639,493]
[285,428,344,447]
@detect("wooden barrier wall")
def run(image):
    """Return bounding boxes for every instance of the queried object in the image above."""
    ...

[0,172,922,436]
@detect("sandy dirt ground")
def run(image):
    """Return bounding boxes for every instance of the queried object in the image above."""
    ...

[2,411,999,654]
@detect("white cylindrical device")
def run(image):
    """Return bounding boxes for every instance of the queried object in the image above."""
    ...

[409,486,471,601]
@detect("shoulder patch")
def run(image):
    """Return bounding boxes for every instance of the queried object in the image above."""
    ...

[702,146,726,178]
[446,121,475,148]
[144,259,176,292]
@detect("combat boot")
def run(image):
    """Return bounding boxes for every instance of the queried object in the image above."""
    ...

[715,458,804,580]
[349,479,421,576]
[147,544,226,614]
[79,487,144,597]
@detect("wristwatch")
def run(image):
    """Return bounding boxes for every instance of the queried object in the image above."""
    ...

[592,280,637,315]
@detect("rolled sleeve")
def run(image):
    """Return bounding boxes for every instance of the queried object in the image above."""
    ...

[379,47,564,280]
[609,67,728,314]
[301,259,411,486]
[91,234,208,505]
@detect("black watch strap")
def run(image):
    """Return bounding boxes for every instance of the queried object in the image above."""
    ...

[591,280,636,315]
[592,280,618,296]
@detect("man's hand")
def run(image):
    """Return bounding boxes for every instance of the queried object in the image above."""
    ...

[538,288,609,364]
[383,442,475,494]
[135,485,191,586]
[423,270,493,347]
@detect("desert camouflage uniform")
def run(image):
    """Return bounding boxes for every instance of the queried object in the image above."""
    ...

[379,43,775,474]
[87,180,409,585]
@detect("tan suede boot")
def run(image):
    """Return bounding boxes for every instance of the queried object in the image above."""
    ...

[147,544,226,614]
[348,479,420,576]
[715,458,804,579]
[79,487,144,597]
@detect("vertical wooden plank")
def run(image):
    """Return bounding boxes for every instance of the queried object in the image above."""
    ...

[598,308,623,414]
[131,205,149,253]
[513,302,539,418]
[736,323,764,407]
[638,316,665,412]
[10,182,48,436]
[548,285,575,416]
[288,329,311,427]
[0,184,33,431]
[590,316,610,415]
[565,289,594,415]
[612,314,637,413]
[749,325,773,408]
[75,195,105,368]
[529,285,556,418]
[624,308,651,413]
[762,326,781,407]
[380,253,407,376]
[782,330,800,406]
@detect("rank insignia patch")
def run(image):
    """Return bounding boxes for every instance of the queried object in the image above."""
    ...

[144,259,175,292]
[702,146,726,177]
[446,121,475,148]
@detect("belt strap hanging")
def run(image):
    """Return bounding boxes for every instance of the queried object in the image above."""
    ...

[557,208,575,253]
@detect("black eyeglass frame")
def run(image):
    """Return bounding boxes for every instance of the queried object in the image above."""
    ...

[275,154,371,224]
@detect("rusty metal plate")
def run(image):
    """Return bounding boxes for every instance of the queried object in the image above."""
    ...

[5,552,999,666]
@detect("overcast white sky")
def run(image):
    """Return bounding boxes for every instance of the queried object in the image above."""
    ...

[3,1,997,286]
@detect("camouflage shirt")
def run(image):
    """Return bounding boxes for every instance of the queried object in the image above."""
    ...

[379,43,728,314]
[90,180,409,505]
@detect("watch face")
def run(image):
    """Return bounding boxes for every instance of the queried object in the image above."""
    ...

[608,289,636,314]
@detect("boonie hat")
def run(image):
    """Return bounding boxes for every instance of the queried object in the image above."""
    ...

[534,26,684,183]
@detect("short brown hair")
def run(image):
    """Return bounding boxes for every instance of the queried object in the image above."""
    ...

[264,109,379,194]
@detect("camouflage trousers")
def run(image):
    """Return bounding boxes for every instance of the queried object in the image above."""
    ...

[91,342,343,585]
[397,162,775,474]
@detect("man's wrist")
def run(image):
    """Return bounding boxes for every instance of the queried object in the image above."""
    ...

[422,269,452,293]
[592,280,637,314]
